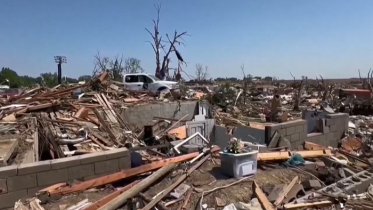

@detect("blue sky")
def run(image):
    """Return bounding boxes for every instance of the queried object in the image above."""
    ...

[0,0,372,80]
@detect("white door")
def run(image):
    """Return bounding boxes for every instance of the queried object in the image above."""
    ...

[140,75,163,93]
[124,75,143,91]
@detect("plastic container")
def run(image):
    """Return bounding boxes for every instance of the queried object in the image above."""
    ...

[220,150,258,178]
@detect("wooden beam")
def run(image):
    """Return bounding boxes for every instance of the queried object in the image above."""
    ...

[39,152,202,196]
[253,181,276,210]
[284,200,332,209]
[97,163,178,210]
[138,193,169,210]
[304,141,327,150]
[84,180,140,210]
[257,150,331,161]
[140,153,212,210]
[274,176,298,207]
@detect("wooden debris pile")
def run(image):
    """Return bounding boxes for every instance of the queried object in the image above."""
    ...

[0,71,153,161]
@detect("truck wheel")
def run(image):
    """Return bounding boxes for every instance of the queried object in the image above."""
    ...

[157,87,168,92]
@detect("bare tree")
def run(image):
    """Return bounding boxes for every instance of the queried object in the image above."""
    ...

[289,72,304,111]
[241,64,247,105]
[93,51,109,76]
[317,75,334,101]
[358,69,373,92]
[195,63,209,81]
[124,58,144,73]
[146,4,188,80]
[109,55,124,81]
[92,52,124,81]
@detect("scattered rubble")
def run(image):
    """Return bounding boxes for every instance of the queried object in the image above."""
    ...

[2,71,373,210]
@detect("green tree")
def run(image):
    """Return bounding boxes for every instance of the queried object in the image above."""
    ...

[40,72,58,87]
[19,75,36,87]
[124,58,144,73]
[0,67,20,88]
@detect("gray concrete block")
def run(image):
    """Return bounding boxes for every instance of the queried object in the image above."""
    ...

[119,156,131,170]
[325,119,335,126]
[0,189,27,209]
[319,134,327,144]
[334,118,344,126]
[323,125,330,133]
[286,126,295,135]
[233,126,265,144]
[303,124,307,133]
[80,152,107,164]
[51,156,81,170]
[105,148,130,160]
[268,131,280,148]
[17,160,51,175]
[330,125,338,132]
[82,171,114,181]
[299,131,307,140]
[37,169,68,186]
[68,164,94,180]
[7,174,37,192]
[279,128,286,136]
[334,131,342,139]
[0,165,17,178]
[290,133,300,142]
[293,140,304,150]
[268,124,281,137]
[295,125,304,133]
[94,159,119,175]
[280,120,307,129]
[325,113,348,119]
[214,125,230,149]
[330,138,338,148]
[0,179,7,194]
[327,132,334,141]
[278,137,291,148]
[27,185,47,197]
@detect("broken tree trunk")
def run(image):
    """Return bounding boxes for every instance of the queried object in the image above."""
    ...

[97,163,178,210]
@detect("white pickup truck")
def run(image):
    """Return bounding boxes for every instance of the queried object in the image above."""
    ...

[123,73,179,93]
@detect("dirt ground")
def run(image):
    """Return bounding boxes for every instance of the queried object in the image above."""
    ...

[145,158,309,210]
[33,157,310,210]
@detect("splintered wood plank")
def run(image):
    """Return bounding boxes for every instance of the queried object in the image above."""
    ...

[39,152,200,196]
[253,181,276,210]
[274,176,298,207]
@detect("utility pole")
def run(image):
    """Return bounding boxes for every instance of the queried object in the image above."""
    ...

[54,56,67,84]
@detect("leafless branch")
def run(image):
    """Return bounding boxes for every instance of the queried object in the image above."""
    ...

[145,4,189,80]
[195,63,209,81]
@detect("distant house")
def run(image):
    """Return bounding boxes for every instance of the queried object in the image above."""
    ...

[257,85,276,92]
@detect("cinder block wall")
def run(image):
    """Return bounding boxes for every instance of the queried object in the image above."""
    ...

[0,148,130,209]
[265,119,308,148]
[265,113,349,149]
[121,101,198,127]
[310,113,349,147]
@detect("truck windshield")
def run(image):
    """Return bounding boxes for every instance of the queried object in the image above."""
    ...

[148,75,160,81]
